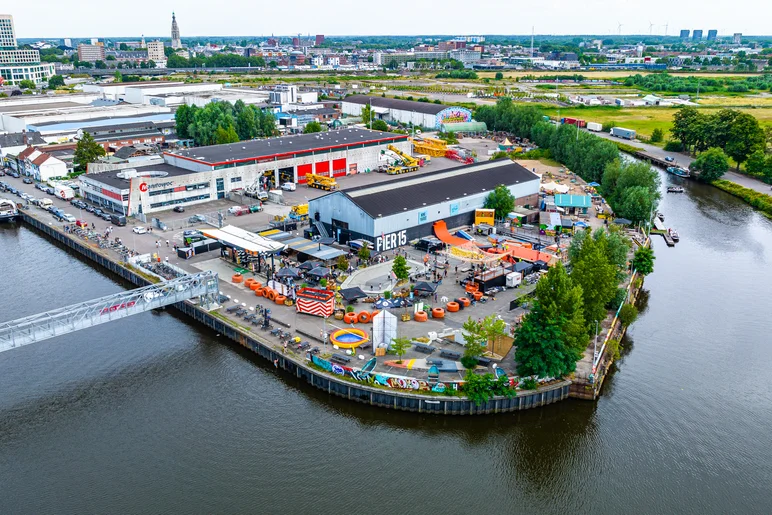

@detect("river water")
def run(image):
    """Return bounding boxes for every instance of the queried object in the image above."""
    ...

[1,171,771,514]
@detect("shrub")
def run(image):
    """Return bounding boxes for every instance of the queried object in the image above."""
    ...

[608,288,628,311]
[650,128,664,143]
[383,290,391,299]
[619,304,639,327]
[319,278,328,287]
[520,377,539,390]
[460,355,479,369]
[664,140,684,152]
[346,305,355,313]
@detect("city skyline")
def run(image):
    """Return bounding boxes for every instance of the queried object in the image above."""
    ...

[8,0,771,38]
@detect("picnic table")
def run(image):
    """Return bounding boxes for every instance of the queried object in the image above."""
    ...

[331,353,351,364]
[413,343,435,354]
[440,349,461,360]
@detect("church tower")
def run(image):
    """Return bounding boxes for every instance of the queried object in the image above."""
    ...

[171,12,181,49]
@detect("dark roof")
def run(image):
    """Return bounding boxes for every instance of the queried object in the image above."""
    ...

[113,145,160,159]
[286,107,338,116]
[168,128,408,166]
[0,131,46,147]
[83,163,195,189]
[93,129,164,143]
[343,95,448,115]
[85,121,157,134]
[0,101,84,113]
[340,160,539,218]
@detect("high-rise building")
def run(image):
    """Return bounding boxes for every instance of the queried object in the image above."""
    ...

[315,34,324,46]
[707,30,717,41]
[77,44,106,62]
[63,38,72,48]
[692,30,703,41]
[679,29,690,39]
[147,40,165,62]
[292,37,300,47]
[171,12,181,49]
[733,33,742,44]
[0,14,55,85]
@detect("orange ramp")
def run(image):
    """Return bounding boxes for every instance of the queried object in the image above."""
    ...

[433,220,473,247]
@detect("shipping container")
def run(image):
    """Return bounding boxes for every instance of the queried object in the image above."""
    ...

[610,127,636,140]
[587,122,603,132]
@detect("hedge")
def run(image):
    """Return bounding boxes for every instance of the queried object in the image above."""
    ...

[711,180,772,219]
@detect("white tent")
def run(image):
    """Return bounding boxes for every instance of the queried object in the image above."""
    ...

[372,310,398,350]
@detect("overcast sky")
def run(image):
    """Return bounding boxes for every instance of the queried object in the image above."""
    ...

[9,0,768,39]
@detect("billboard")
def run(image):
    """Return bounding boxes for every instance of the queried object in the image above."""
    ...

[435,107,473,129]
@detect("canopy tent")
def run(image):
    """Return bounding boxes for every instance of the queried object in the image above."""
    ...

[413,281,437,293]
[200,225,286,256]
[587,182,600,187]
[307,266,332,278]
[275,267,301,278]
[267,232,346,261]
[541,182,569,194]
[613,218,633,225]
[298,261,323,271]
[339,287,368,302]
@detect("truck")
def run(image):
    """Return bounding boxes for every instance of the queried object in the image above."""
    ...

[610,127,636,140]
[587,122,602,132]
[561,117,587,128]
[289,203,309,221]
[54,185,75,201]
[306,173,338,191]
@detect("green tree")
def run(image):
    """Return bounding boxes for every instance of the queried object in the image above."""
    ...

[619,186,655,224]
[19,79,35,89]
[112,70,123,83]
[94,60,106,69]
[358,245,370,262]
[483,184,515,220]
[461,315,507,368]
[533,262,588,353]
[336,254,349,271]
[670,106,704,152]
[235,105,258,140]
[119,43,129,50]
[74,132,106,171]
[371,119,389,131]
[390,337,411,363]
[724,112,766,168]
[391,255,410,281]
[650,127,664,143]
[515,306,580,378]
[214,125,239,144]
[691,147,729,182]
[745,150,768,176]
[303,121,323,133]
[618,304,638,326]
[495,71,504,80]
[360,103,374,127]
[571,229,618,327]
[47,75,65,88]
[174,104,196,140]
[632,246,655,275]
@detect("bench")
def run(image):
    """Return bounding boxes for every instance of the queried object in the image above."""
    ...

[476,356,493,366]
[426,359,444,366]
[413,343,435,354]
[440,350,461,360]
[331,353,351,364]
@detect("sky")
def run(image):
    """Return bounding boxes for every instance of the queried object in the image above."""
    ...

[8,0,770,39]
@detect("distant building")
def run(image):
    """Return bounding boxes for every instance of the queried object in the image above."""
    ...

[733,33,742,44]
[78,44,106,62]
[679,30,690,39]
[707,30,717,41]
[0,14,55,85]
[692,30,703,41]
[147,40,165,62]
[171,12,181,49]
[292,37,300,47]
[63,38,72,48]
[315,34,324,46]
[90,38,100,45]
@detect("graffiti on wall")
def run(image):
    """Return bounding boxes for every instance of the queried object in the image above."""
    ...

[435,107,473,129]
[310,355,457,391]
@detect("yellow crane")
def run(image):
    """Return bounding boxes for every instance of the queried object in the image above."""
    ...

[411,137,448,157]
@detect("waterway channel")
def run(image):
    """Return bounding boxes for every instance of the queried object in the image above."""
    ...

[1,168,771,514]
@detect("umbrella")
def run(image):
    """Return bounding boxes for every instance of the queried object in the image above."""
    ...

[307,266,331,278]
[413,281,437,293]
[275,267,300,278]
[587,182,600,187]
[339,287,368,302]
[613,218,633,225]
[298,261,322,271]
[373,298,393,309]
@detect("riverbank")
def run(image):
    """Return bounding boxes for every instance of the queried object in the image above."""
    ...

[17,209,572,415]
[710,180,772,219]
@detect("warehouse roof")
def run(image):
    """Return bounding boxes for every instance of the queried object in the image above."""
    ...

[0,131,46,147]
[166,128,408,166]
[82,163,194,189]
[337,160,539,218]
[0,101,85,113]
[343,95,448,115]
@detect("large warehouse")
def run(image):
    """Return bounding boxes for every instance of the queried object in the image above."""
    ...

[80,128,410,215]
[308,160,540,249]
[342,95,473,130]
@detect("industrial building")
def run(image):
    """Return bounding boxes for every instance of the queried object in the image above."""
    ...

[0,14,55,85]
[342,95,473,130]
[307,160,540,248]
[80,128,409,215]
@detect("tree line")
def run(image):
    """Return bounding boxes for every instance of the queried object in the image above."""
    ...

[167,53,266,69]
[175,100,277,146]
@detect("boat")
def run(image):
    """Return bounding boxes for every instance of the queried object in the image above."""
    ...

[668,228,680,242]
[657,212,665,222]
[666,166,691,178]
[667,186,685,193]
[0,199,19,222]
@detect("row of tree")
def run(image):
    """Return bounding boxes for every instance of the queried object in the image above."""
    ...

[670,107,767,168]
[166,53,267,69]
[601,159,661,223]
[175,100,277,146]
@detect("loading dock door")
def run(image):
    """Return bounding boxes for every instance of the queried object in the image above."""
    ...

[332,158,347,178]
[315,161,330,177]
[297,164,312,184]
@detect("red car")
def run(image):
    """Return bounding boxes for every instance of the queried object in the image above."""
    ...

[75,219,89,228]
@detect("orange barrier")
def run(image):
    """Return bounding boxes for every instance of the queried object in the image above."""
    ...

[465,283,479,293]
[343,312,358,324]
[232,274,243,283]
[249,282,262,291]
[458,297,471,307]
[447,301,460,312]
[414,311,428,322]
[244,278,255,287]
[358,311,371,324]
[255,288,264,297]
[431,308,445,319]
[265,289,276,301]
[472,291,483,301]
[275,295,287,305]
[433,220,474,247]
[371,310,380,319]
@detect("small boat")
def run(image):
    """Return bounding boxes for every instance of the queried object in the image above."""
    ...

[0,199,19,222]
[657,212,665,222]
[667,186,685,193]
[668,228,680,242]
[428,365,440,386]
[667,166,691,178]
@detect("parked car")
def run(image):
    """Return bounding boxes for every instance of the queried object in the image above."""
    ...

[35,183,46,191]
[183,229,202,238]
[45,187,55,195]
[281,182,296,191]
[0,170,5,177]
[255,191,269,201]
[85,205,95,213]
[132,226,148,234]
[665,156,674,162]
[22,177,33,184]
[188,214,206,223]
[93,209,104,217]
[100,213,112,221]
[9,171,20,178]
[75,219,89,228]
[173,206,185,213]
[62,214,76,223]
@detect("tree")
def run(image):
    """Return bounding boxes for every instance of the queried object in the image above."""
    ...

[495,71,504,80]
[112,70,123,83]
[515,306,580,378]
[303,121,323,133]
[94,60,106,69]
[671,106,704,152]
[371,119,389,131]
[119,43,129,51]
[74,132,106,171]
[47,75,65,88]
[391,255,410,281]
[461,315,507,368]
[746,150,768,176]
[483,184,515,220]
[724,112,766,168]
[691,147,729,182]
[390,337,411,363]
[619,186,656,224]
[533,262,588,353]
[214,125,239,144]
[570,229,618,327]
[618,304,639,327]
[360,103,374,127]
[174,104,196,140]
[632,246,655,275]
[650,128,664,143]
[235,105,257,140]
[18,79,35,90]
[336,254,349,271]
[358,245,370,262]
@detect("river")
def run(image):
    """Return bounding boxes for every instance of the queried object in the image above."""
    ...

[1,170,771,514]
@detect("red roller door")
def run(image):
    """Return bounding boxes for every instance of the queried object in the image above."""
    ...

[315,161,330,176]
[332,158,347,177]
[297,163,312,184]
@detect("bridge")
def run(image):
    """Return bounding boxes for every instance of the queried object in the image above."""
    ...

[0,271,219,353]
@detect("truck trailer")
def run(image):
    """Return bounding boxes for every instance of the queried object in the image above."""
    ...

[610,127,637,140]
[54,185,75,201]
[587,122,603,132]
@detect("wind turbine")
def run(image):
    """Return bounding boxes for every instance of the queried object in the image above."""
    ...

[662,22,669,36]
[617,22,623,36]
[649,21,654,36]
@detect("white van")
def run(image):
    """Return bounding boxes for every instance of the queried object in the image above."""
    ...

[38,198,53,209]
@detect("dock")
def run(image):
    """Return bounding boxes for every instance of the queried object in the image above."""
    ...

[651,218,675,246]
